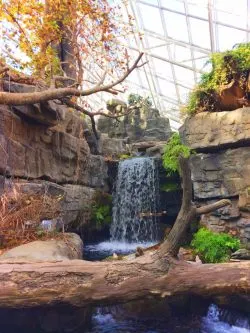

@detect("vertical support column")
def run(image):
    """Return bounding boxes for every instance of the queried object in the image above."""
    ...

[208,0,216,52]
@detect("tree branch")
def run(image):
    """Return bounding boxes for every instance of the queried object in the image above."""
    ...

[158,156,231,258]
[196,199,231,215]
[0,53,144,106]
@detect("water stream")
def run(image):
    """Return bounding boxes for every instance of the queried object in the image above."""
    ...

[111,157,159,243]
[88,303,250,333]
[85,157,160,259]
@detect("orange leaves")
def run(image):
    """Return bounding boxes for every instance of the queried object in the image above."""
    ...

[2,0,135,85]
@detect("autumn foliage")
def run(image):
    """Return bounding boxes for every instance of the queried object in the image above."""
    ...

[0,0,135,84]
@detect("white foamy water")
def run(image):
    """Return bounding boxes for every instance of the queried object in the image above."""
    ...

[90,304,250,333]
[201,304,250,333]
[111,157,160,242]
[85,241,156,255]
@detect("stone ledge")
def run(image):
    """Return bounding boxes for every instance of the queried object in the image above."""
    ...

[180,107,250,151]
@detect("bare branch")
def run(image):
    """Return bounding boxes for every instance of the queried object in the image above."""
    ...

[0,53,144,105]
[196,199,231,215]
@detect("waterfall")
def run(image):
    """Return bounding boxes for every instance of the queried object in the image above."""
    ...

[111,157,159,243]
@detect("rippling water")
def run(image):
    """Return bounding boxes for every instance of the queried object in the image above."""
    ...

[84,243,250,333]
[87,304,250,333]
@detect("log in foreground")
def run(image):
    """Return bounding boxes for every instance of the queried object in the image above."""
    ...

[0,157,242,308]
[0,257,250,308]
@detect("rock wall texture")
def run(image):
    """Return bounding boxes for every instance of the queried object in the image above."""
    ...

[0,83,109,228]
[98,99,172,144]
[180,107,250,244]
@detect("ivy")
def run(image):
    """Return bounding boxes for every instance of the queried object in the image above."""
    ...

[162,133,191,175]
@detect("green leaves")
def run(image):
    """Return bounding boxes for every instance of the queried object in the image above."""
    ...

[184,43,250,115]
[92,204,111,229]
[162,133,191,175]
[191,228,240,263]
[128,93,152,107]
[91,191,112,230]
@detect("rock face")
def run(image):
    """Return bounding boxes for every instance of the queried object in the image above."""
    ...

[0,82,109,230]
[0,104,108,187]
[191,148,250,199]
[0,233,83,261]
[180,108,250,243]
[98,102,172,143]
[180,107,250,151]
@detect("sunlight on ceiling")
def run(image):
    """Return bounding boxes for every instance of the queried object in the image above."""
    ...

[114,0,250,130]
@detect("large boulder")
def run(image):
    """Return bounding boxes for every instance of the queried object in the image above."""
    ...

[99,134,128,157]
[0,233,83,261]
[180,107,250,151]
[180,108,250,244]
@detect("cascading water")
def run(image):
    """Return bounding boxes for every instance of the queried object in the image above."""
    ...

[111,157,159,243]
[84,157,160,260]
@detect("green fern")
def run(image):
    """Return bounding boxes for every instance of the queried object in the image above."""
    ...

[191,228,240,263]
[162,133,191,175]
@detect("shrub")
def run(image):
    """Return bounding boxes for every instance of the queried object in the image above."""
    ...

[184,43,250,114]
[191,228,240,263]
[162,133,191,175]
[128,93,152,107]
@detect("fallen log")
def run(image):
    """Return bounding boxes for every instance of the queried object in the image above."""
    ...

[0,156,239,308]
[0,257,250,308]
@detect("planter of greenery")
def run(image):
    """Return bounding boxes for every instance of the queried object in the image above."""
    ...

[184,43,250,115]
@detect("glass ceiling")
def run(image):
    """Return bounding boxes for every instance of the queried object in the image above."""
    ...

[88,0,250,131]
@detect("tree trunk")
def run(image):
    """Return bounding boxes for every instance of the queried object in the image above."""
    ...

[0,156,238,308]
[158,157,231,258]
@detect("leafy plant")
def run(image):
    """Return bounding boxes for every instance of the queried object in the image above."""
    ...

[128,93,152,107]
[184,43,250,114]
[119,154,131,160]
[92,205,111,228]
[191,227,240,263]
[162,133,191,175]
[91,191,112,229]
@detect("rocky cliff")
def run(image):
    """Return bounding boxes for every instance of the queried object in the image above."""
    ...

[180,107,250,244]
[0,82,109,228]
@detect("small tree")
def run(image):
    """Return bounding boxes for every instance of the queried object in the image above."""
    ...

[0,0,145,136]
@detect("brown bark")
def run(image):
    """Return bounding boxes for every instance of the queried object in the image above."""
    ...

[0,258,249,308]
[159,157,231,257]
[0,53,144,106]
